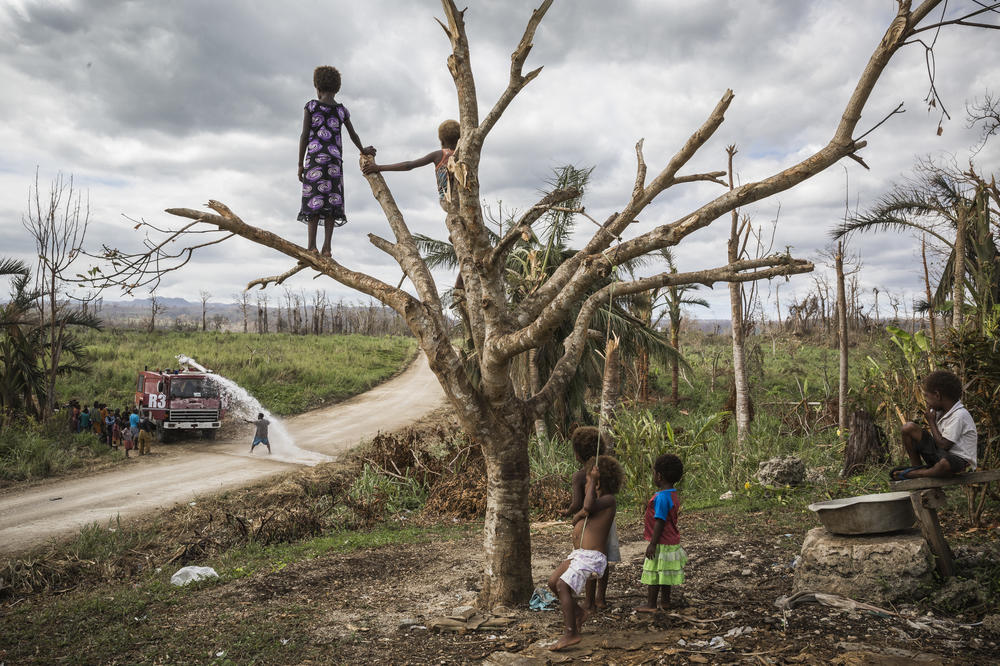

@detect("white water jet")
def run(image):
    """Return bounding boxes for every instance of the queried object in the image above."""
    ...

[176,354,331,466]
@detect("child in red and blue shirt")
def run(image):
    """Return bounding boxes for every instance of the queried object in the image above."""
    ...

[636,453,686,613]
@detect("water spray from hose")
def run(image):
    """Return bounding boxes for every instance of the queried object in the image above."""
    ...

[176,354,330,466]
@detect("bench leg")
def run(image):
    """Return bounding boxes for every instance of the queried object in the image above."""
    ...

[909,489,955,578]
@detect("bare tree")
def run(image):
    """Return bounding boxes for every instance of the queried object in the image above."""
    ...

[21,170,96,417]
[199,290,211,331]
[835,241,849,442]
[78,1,996,605]
[236,291,251,334]
[148,292,166,332]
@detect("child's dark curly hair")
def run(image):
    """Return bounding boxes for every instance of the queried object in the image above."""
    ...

[584,454,624,496]
[922,370,963,402]
[571,425,613,463]
[438,119,460,150]
[654,453,684,484]
[313,66,341,94]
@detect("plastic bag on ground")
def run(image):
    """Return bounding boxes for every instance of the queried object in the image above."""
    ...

[170,565,219,586]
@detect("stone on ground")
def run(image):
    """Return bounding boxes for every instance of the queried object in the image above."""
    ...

[755,456,806,486]
[793,527,933,604]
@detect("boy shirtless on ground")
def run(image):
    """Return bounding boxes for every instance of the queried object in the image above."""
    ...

[547,455,623,651]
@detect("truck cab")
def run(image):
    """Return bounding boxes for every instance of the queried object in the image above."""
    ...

[135,368,225,441]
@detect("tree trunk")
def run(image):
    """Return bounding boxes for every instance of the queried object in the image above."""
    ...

[727,147,751,449]
[600,336,620,438]
[478,418,533,607]
[841,409,887,477]
[952,207,967,329]
[836,242,848,443]
[775,284,782,331]
[637,346,649,403]
[670,322,680,405]
[528,348,546,438]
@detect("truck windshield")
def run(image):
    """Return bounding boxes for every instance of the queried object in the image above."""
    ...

[169,378,217,399]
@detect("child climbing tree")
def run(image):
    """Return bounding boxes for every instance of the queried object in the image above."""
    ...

[82,0,998,606]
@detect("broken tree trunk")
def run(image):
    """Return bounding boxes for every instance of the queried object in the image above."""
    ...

[841,409,887,477]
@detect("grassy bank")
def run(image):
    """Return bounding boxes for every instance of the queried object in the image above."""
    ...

[1,331,417,483]
[59,330,417,415]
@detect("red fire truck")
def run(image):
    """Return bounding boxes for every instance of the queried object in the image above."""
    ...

[134,367,225,441]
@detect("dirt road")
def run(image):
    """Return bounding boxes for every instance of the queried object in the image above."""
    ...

[0,352,445,556]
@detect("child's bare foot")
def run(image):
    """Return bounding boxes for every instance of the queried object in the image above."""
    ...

[549,633,582,651]
[594,598,608,609]
[320,248,332,258]
[634,605,659,613]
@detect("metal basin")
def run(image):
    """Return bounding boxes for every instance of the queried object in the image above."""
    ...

[808,491,916,535]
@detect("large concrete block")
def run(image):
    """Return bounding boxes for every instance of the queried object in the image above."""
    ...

[793,526,934,604]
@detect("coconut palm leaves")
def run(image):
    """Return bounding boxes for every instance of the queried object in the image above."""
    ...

[416,166,677,431]
[0,257,101,421]
[832,160,999,330]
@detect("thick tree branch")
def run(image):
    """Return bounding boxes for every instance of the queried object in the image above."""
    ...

[166,203,415,314]
[361,155,443,313]
[517,89,735,323]
[527,255,813,414]
[477,0,554,146]
[514,1,948,348]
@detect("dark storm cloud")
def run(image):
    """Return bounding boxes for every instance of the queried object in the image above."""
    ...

[1,1,997,316]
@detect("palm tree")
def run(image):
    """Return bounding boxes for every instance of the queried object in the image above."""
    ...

[659,250,710,404]
[0,257,101,421]
[833,160,999,331]
[415,166,677,434]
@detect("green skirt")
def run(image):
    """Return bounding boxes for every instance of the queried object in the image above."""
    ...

[641,544,687,586]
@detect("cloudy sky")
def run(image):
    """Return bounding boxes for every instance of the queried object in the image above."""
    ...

[1,0,997,319]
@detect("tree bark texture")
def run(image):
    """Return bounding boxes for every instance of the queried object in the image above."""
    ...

[727,146,751,449]
[841,409,887,477]
[953,206,967,328]
[836,242,849,441]
[478,413,534,606]
[921,235,937,346]
[600,336,620,439]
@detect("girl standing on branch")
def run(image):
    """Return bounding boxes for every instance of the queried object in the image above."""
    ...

[297,66,375,257]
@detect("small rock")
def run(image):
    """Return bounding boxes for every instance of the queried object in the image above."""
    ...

[931,579,984,611]
[741,568,752,576]
[450,605,477,620]
[719,490,734,500]
[708,636,728,650]
[755,456,805,487]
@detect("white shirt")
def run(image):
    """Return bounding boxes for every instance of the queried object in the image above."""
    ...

[937,401,978,470]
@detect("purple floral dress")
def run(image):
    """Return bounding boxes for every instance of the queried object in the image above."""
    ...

[298,99,350,227]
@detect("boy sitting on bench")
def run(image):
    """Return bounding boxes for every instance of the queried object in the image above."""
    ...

[893,370,977,481]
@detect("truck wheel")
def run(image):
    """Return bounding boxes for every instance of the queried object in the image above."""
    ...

[156,425,171,443]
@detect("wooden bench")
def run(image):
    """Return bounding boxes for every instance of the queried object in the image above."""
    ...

[890,469,1000,578]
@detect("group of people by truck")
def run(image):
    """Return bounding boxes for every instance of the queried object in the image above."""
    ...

[66,401,155,458]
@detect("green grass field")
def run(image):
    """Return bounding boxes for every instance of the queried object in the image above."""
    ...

[59,329,417,415]
[1,331,417,483]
